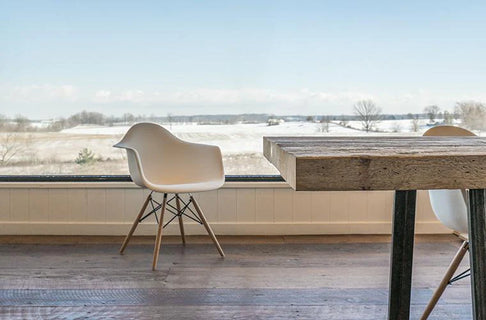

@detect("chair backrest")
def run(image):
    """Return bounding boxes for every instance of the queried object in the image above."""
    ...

[423,125,476,137]
[114,122,224,188]
[424,125,474,233]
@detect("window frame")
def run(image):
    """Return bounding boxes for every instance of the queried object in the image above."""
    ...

[0,175,284,183]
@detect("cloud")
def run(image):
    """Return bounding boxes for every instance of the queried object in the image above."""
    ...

[4,84,486,118]
[93,90,112,103]
[87,88,403,115]
[0,84,79,102]
[89,88,374,108]
[83,87,486,115]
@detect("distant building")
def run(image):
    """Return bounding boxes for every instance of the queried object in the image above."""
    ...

[267,118,284,126]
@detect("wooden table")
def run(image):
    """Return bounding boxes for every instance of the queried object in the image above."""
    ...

[263,136,486,320]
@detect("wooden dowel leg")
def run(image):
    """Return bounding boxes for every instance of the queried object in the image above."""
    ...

[420,241,469,320]
[388,190,417,320]
[176,194,186,246]
[152,193,167,271]
[191,196,225,257]
[120,192,152,254]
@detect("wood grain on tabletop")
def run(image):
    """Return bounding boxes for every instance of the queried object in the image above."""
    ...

[263,136,486,191]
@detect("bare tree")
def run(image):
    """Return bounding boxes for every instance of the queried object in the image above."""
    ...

[410,114,420,132]
[68,110,105,126]
[339,115,349,127]
[443,110,454,125]
[320,116,331,133]
[14,114,30,131]
[123,113,135,124]
[48,118,68,131]
[0,114,6,130]
[353,100,382,132]
[0,133,23,166]
[455,101,486,132]
[167,113,173,129]
[424,105,440,123]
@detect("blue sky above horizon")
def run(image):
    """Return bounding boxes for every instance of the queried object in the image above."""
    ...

[1,0,486,119]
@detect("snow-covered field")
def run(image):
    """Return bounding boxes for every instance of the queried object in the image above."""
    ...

[61,119,429,154]
[0,119,455,175]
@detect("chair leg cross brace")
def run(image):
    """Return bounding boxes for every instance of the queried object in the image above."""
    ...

[139,195,203,227]
[119,192,225,270]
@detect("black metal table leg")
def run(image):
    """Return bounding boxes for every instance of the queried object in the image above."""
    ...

[388,190,417,320]
[467,189,486,320]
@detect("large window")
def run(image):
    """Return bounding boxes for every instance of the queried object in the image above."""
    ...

[1,1,485,176]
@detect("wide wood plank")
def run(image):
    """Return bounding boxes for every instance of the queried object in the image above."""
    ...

[263,136,486,191]
[0,305,472,320]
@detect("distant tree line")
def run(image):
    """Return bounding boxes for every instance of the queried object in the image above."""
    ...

[0,114,33,132]
[420,102,486,132]
[0,111,143,132]
[0,111,279,132]
[348,100,486,132]
[2,102,486,133]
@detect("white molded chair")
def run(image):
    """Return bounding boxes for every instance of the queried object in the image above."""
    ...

[421,125,475,320]
[114,122,225,270]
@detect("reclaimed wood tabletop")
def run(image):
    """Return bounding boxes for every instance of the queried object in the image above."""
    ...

[263,136,486,191]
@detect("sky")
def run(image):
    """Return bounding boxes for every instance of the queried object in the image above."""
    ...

[1,0,486,119]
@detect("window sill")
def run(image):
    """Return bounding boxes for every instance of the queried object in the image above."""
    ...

[0,175,289,189]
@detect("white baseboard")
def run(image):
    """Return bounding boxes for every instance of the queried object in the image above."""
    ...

[0,221,451,236]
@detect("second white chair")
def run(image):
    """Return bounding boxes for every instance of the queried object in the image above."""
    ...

[114,122,225,270]
[421,125,475,320]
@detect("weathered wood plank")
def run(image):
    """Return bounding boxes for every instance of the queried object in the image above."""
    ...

[0,287,467,308]
[0,288,390,306]
[263,136,486,191]
[0,305,472,320]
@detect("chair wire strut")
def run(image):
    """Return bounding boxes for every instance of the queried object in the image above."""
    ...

[138,192,203,227]
[448,268,470,284]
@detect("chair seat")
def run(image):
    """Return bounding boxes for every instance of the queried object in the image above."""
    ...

[146,179,224,193]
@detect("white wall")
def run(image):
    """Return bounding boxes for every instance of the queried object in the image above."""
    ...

[0,182,450,235]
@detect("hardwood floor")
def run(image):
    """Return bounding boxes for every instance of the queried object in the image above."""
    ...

[0,235,471,319]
